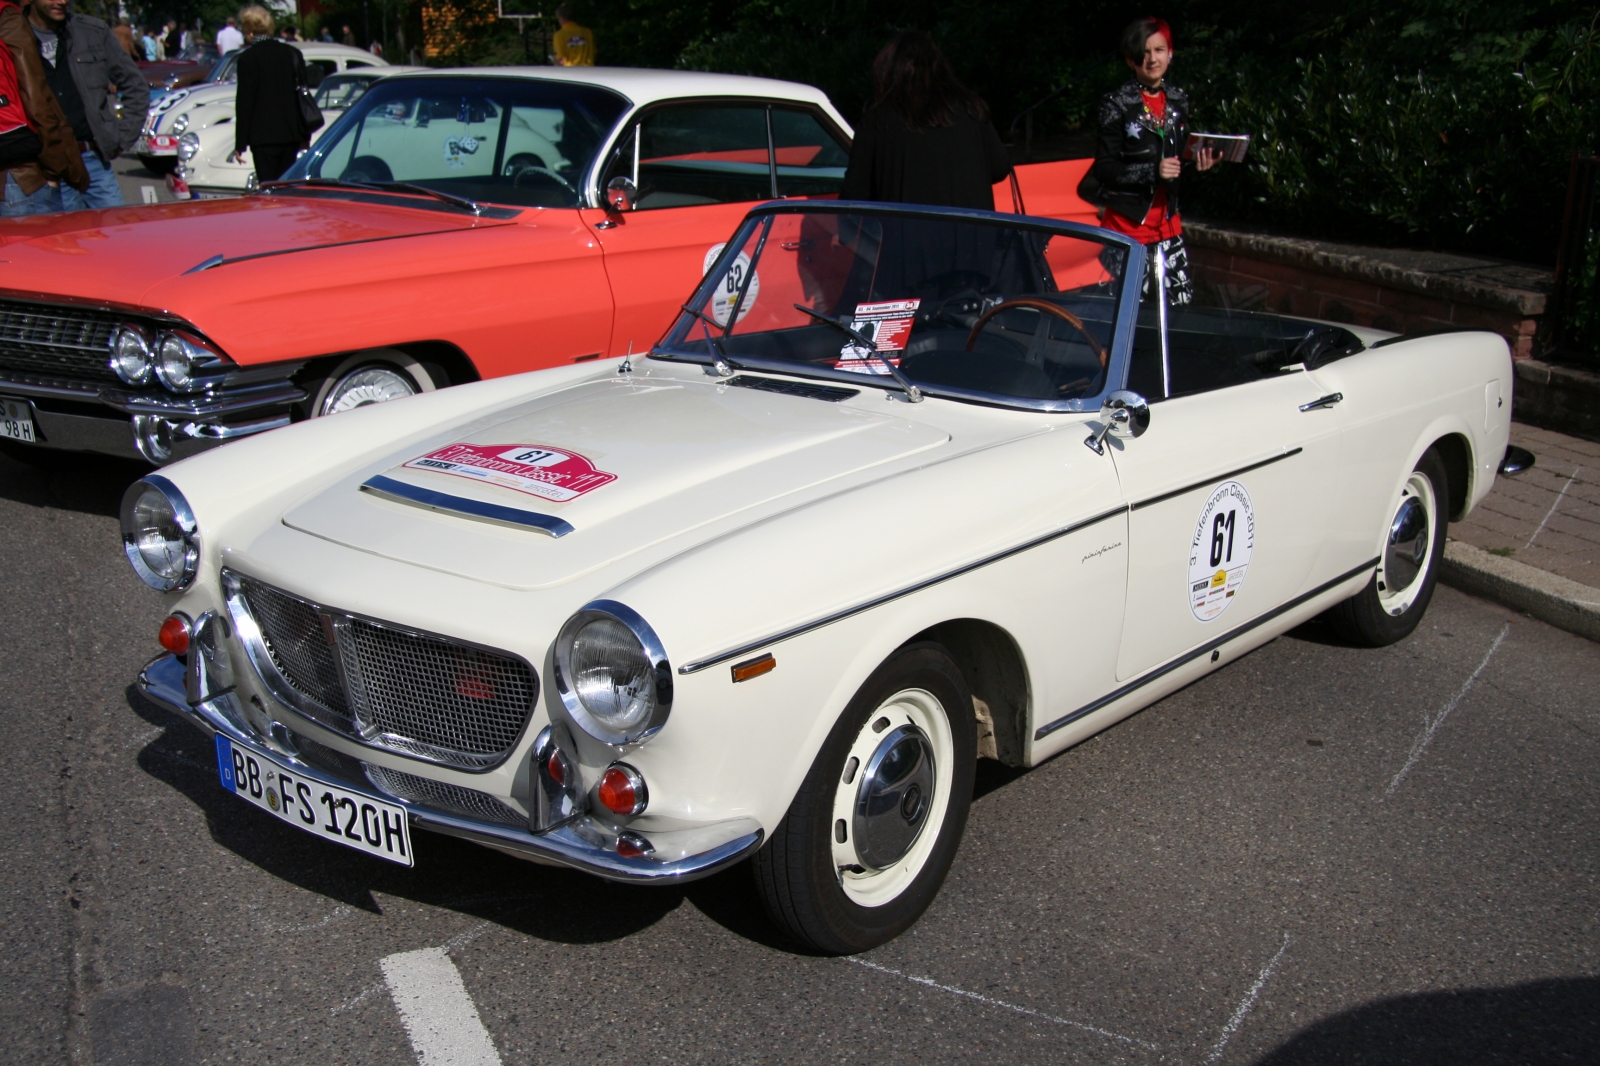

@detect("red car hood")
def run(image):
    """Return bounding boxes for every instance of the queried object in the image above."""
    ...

[0,195,512,309]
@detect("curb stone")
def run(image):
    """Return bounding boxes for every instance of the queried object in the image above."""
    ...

[1440,539,1600,644]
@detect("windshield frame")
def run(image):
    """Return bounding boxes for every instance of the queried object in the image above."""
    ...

[652,201,1146,414]
[282,73,631,211]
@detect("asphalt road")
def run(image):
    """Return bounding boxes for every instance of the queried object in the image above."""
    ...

[1,448,1596,1066]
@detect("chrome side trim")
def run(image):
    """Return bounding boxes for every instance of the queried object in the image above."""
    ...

[1033,556,1381,740]
[137,653,762,885]
[678,505,1128,674]
[1130,448,1304,511]
[360,474,575,538]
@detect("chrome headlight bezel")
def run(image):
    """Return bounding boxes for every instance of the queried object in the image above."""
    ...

[171,112,190,134]
[176,131,200,160]
[120,475,199,592]
[155,331,225,392]
[108,324,154,385]
[553,600,673,746]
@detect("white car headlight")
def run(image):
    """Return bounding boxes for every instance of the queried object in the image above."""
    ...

[172,113,189,134]
[108,325,154,385]
[554,601,673,745]
[120,476,199,591]
[177,132,200,160]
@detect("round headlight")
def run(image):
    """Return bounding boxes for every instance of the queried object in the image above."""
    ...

[171,112,189,134]
[177,132,200,160]
[156,333,209,391]
[109,326,153,385]
[120,476,199,591]
[554,601,673,745]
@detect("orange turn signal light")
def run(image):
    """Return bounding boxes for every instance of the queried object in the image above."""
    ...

[730,653,776,683]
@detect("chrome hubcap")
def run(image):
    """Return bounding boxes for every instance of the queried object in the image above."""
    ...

[852,724,935,870]
[1377,471,1437,616]
[321,366,417,416]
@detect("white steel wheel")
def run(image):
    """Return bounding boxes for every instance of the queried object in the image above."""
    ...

[830,687,955,908]
[319,365,419,415]
[1377,469,1438,617]
[754,642,975,955]
[1326,447,1450,647]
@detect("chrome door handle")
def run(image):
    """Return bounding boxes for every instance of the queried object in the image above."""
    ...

[1299,392,1343,412]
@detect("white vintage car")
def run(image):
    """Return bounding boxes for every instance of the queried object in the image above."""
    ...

[125,202,1517,953]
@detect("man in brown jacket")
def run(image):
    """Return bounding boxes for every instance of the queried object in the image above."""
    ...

[112,16,137,59]
[0,0,87,216]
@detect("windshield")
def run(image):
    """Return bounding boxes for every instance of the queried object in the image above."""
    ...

[315,73,378,110]
[283,76,628,209]
[656,207,1131,408]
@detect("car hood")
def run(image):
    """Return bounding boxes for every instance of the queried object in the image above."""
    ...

[281,376,953,589]
[0,195,510,308]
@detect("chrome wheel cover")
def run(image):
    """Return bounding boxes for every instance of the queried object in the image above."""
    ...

[1378,470,1436,616]
[320,366,418,416]
[830,688,954,908]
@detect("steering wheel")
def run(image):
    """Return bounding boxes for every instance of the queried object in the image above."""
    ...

[965,298,1107,368]
[503,155,576,198]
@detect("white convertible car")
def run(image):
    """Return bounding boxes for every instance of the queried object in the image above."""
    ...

[126,201,1519,953]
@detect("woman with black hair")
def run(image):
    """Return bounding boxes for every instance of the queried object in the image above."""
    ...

[1085,16,1218,304]
[842,31,1012,209]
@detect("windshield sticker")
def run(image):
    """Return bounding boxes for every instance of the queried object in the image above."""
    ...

[835,299,921,374]
[1189,481,1255,622]
[443,135,482,168]
[702,243,759,327]
[403,444,616,503]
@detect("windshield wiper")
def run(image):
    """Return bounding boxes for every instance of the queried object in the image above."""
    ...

[261,177,480,214]
[792,303,922,402]
[681,305,738,377]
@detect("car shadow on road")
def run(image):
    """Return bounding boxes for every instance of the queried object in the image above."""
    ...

[126,686,688,946]
[1252,976,1600,1065]
[0,450,150,518]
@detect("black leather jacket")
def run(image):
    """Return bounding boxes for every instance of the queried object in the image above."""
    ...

[1081,80,1192,228]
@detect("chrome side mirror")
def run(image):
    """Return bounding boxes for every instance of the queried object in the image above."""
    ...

[1084,390,1150,455]
[605,175,637,213]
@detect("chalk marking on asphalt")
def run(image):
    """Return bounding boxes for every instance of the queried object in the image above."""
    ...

[1524,466,1581,550]
[1204,933,1291,1064]
[255,903,356,935]
[333,902,532,1017]
[844,956,1158,1050]
[381,946,504,1066]
[123,725,164,750]
[1387,623,1510,796]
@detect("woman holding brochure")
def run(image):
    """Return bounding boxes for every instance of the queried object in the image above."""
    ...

[1083,16,1219,305]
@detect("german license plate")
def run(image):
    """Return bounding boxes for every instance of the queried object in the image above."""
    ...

[215,735,413,866]
[1,397,35,443]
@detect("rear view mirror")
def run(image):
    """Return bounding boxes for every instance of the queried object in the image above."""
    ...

[606,176,637,213]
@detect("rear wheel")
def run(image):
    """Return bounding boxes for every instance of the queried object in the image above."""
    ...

[754,643,975,954]
[1326,447,1450,647]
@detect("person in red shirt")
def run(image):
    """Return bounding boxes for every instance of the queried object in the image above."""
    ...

[1083,17,1217,304]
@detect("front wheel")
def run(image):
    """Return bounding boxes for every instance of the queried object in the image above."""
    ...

[1326,447,1450,647]
[308,352,440,417]
[754,642,975,954]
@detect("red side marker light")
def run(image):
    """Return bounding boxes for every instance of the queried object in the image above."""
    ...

[616,832,653,859]
[159,614,191,655]
[546,750,566,787]
[597,764,647,816]
[730,653,775,683]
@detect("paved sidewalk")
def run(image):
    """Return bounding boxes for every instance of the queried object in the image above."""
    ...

[1444,422,1600,642]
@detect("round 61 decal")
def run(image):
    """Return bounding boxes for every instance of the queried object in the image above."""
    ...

[1189,481,1255,622]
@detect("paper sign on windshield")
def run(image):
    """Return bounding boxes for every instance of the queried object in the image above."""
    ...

[404,444,616,503]
[835,299,920,374]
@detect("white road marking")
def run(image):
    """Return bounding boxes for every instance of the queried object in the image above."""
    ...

[1524,466,1581,550]
[845,956,1158,1050]
[1204,933,1290,1064]
[381,947,504,1066]
[1387,623,1510,795]
[140,185,159,204]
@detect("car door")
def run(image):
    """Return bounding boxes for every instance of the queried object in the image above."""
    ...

[582,101,851,357]
[1110,305,1346,681]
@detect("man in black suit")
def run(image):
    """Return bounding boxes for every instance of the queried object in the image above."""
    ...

[227,5,307,182]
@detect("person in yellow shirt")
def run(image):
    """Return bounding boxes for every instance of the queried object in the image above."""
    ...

[551,4,594,66]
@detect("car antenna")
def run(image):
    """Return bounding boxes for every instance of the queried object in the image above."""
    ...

[619,342,633,375]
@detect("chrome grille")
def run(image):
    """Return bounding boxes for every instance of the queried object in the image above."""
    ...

[364,764,526,826]
[233,573,538,771]
[0,300,121,382]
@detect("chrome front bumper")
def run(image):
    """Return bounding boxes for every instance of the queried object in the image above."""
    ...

[136,653,763,883]
[0,373,302,463]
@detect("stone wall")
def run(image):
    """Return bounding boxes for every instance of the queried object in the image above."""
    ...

[1182,223,1550,359]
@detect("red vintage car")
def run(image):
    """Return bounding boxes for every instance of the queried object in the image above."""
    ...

[0,67,1093,464]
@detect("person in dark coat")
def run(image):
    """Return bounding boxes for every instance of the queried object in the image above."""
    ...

[1083,17,1217,305]
[0,0,87,215]
[228,4,307,183]
[841,31,1011,210]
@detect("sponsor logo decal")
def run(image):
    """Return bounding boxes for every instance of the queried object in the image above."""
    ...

[1188,480,1254,622]
[404,444,616,503]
